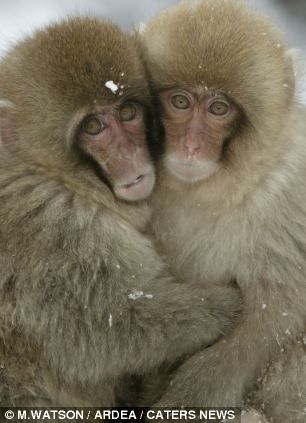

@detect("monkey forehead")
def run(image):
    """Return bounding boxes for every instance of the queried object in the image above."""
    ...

[0,18,149,109]
[143,0,294,125]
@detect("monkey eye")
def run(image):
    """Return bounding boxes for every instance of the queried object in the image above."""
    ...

[119,104,137,121]
[208,101,230,116]
[82,116,104,135]
[171,94,190,110]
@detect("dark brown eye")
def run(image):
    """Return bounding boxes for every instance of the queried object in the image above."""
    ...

[171,94,190,109]
[82,116,103,135]
[208,101,229,116]
[119,104,137,121]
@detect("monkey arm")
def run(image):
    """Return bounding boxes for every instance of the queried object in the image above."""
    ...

[154,256,306,407]
[12,241,240,387]
[121,279,241,367]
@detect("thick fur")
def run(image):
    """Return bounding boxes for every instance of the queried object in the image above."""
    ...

[141,1,306,421]
[0,18,241,406]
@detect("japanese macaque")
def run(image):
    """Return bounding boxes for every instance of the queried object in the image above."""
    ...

[141,0,306,421]
[0,18,241,406]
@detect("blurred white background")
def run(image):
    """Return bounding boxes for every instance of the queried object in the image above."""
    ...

[0,0,305,56]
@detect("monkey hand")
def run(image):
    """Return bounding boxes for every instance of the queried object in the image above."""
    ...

[153,282,242,363]
[189,283,242,346]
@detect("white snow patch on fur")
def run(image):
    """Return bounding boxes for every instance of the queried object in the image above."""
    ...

[105,80,118,94]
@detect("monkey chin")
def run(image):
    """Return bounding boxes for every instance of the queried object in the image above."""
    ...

[114,172,156,202]
[165,155,221,183]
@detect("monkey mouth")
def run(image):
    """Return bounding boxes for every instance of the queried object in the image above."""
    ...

[114,172,156,201]
[122,174,146,189]
[166,156,220,183]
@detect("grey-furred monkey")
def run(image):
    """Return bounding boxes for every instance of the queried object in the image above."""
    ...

[141,0,306,421]
[0,18,241,406]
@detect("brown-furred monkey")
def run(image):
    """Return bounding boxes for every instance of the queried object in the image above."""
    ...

[0,18,241,406]
[141,0,306,421]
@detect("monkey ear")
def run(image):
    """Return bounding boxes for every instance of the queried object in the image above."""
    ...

[287,49,306,107]
[0,100,15,147]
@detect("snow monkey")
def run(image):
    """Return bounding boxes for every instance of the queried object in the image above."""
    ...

[0,17,241,406]
[141,0,306,421]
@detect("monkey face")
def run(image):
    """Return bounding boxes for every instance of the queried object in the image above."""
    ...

[77,102,155,202]
[159,88,239,183]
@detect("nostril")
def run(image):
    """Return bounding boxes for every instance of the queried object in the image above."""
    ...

[184,144,200,154]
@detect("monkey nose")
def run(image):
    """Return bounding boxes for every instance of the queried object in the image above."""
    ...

[184,142,201,157]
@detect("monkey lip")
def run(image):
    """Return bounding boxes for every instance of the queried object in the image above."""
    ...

[114,172,156,201]
[122,175,146,189]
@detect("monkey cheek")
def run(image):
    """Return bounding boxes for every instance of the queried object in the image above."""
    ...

[166,156,221,183]
[113,171,156,202]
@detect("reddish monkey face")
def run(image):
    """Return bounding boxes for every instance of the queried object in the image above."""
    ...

[159,88,239,183]
[79,102,155,202]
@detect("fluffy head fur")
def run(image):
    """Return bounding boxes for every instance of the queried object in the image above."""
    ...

[142,0,296,198]
[0,17,151,165]
[143,0,294,131]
